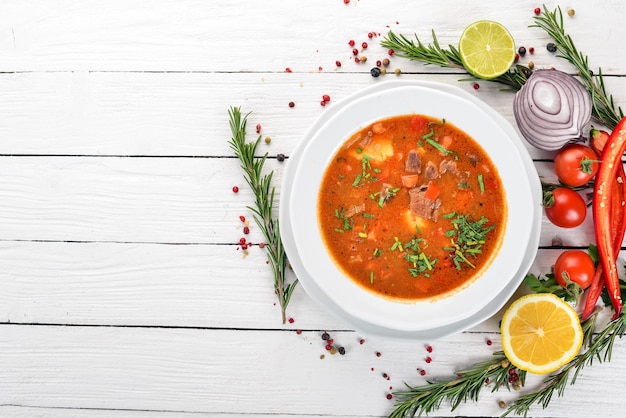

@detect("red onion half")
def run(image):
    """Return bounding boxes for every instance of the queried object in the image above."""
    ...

[513,69,592,151]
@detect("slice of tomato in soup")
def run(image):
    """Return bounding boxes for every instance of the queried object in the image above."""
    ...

[410,115,429,132]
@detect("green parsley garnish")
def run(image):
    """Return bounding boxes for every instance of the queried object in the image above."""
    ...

[444,213,496,269]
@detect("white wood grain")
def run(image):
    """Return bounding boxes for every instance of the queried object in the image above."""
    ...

[2,0,625,73]
[1,325,626,417]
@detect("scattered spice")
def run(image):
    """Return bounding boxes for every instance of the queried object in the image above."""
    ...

[370,67,381,77]
[322,94,331,102]
[352,48,359,56]
[375,351,382,357]
[360,56,368,63]
[547,42,557,52]
[528,61,535,69]
[425,356,432,363]
[388,49,395,56]
[239,215,246,222]
[514,53,519,62]
[321,332,330,340]
[498,400,507,409]
[288,317,295,323]
[338,346,346,355]
[394,68,401,75]
[534,7,541,15]
[277,153,285,162]
[473,83,479,90]
[362,41,368,49]
[255,123,262,134]
[295,329,302,334]
[243,226,250,234]
[259,242,265,248]
[567,8,575,16]
[348,39,355,47]
[288,101,295,108]
[386,393,393,400]
[419,369,426,376]
[359,338,365,345]
[336,60,342,67]
[518,46,526,56]
[486,338,493,346]
[382,58,390,66]
[232,186,239,193]
[529,46,535,54]
[426,345,433,353]
[264,136,271,144]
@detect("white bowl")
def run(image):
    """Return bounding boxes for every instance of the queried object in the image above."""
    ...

[287,84,537,333]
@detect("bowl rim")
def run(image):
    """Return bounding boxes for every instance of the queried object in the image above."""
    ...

[287,83,537,332]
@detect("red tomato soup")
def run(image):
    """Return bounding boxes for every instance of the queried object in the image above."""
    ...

[317,114,507,301]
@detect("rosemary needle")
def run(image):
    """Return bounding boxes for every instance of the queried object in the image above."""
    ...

[227,106,298,324]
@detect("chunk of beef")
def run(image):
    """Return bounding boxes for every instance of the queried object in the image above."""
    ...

[408,183,441,221]
[405,150,421,173]
[439,159,460,176]
[425,161,438,179]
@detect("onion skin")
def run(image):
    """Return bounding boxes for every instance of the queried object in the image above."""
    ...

[513,69,592,151]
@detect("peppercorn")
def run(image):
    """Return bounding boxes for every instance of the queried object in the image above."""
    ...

[352,48,358,56]
[322,94,330,102]
[359,56,367,63]
[380,68,387,75]
[277,153,285,162]
[547,42,557,52]
[498,400,506,409]
[370,67,381,78]
[337,346,345,355]
[394,68,401,75]
[321,332,330,340]
[361,42,368,49]
[567,8,575,16]
[335,60,342,67]
[386,393,392,400]
[264,136,271,144]
[528,61,535,69]
[376,60,382,67]
[288,101,295,108]
[255,123,261,134]
[348,39,355,47]
[232,186,239,193]
[529,46,535,54]
[534,7,541,15]
[518,46,526,56]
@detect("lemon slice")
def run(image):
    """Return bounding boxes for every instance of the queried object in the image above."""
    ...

[458,20,516,79]
[500,293,583,374]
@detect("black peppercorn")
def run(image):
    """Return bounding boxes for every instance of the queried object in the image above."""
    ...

[321,332,330,340]
[370,67,381,78]
[277,153,285,162]
[547,42,557,52]
[518,46,526,56]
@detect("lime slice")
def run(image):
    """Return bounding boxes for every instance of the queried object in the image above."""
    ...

[458,20,516,79]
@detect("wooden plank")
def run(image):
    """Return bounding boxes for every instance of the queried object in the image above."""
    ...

[0,239,613,330]
[1,324,625,417]
[2,1,625,74]
[0,71,624,158]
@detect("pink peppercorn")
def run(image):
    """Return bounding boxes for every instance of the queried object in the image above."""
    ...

[232,186,239,193]
[336,60,342,67]
[348,39,355,47]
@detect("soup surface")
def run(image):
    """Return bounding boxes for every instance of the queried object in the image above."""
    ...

[317,114,507,301]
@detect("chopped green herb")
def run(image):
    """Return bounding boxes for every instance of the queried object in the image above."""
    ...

[334,206,355,232]
[426,138,456,158]
[478,173,485,193]
[391,236,403,252]
[445,213,496,269]
[370,270,375,284]
[358,232,368,238]
[361,213,375,219]
[373,248,383,257]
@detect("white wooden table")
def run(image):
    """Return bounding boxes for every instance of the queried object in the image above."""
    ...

[1,1,626,417]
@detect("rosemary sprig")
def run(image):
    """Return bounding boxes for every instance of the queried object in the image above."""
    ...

[390,351,524,418]
[380,30,533,90]
[532,5,624,130]
[227,106,298,324]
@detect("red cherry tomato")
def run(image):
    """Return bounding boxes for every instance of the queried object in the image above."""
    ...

[544,187,587,228]
[554,250,595,290]
[554,144,599,187]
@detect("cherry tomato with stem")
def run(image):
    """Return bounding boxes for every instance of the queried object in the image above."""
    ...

[554,144,599,187]
[554,250,595,290]
[544,187,587,228]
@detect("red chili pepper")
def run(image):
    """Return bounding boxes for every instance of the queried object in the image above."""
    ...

[583,130,626,319]
[592,119,626,319]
